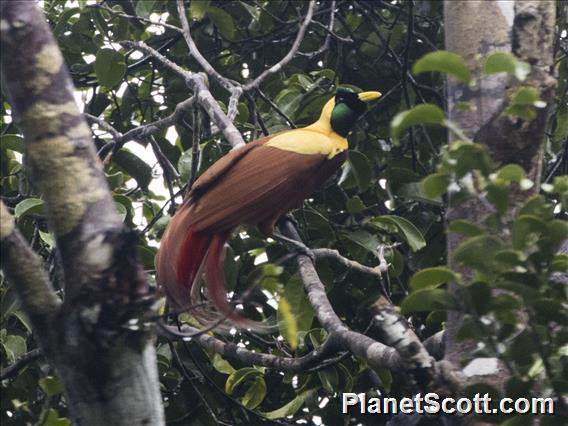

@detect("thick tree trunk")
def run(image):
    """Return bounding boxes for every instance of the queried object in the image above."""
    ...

[0,2,164,424]
[443,0,556,367]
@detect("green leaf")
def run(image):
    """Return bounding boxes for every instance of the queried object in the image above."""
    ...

[448,220,484,237]
[318,367,339,393]
[113,149,153,190]
[207,7,235,40]
[410,267,458,291]
[39,231,56,248]
[512,215,548,250]
[39,376,64,397]
[42,409,71,426]
[115,202,127,222]
[487,183,510,215]
[14,198,45,219]
[450,142,494,177]
[277,297,298,350]
[106,171,124,190]
[284,275,315,333]
[12,311,33,333]
[0,135,24,153]
[346,196,366,213]
[274,88,303,117]
[348,150,372,192]
[495,164,526,183]
[137,245,157,270]
[371,215,426,252]
[225,367,263,395]
[547,219,568,247]
[342,229,380,259]
[135,0,156,18]
[212,353,236,375]
[262,389,316,419]
[94,48,126,88]
[178,149,193,182]
[391,104,445,145]
[189,0,211,20]
[453,235,504,272]
[241,377,266,409]
[482,52,530,81]
[422,172,450,199]
[413,50,471,84]
[2,335,27,363]
[1,288,20,325]
[401,289,455,314]
[505,86,541,120]
[53,7,81,36]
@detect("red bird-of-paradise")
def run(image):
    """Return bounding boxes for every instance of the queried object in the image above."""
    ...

[156,88,381,327]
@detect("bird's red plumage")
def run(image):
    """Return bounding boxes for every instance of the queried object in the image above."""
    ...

[176,231,212,290]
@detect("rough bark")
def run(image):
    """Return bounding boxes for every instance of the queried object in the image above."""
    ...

[0,2,164,424]
[443,0,556,371]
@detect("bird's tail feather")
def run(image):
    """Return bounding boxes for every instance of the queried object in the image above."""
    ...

[168,228,275,332]
[176,230,212,291]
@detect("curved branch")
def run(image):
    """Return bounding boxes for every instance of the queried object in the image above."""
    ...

[0,202,60,333]
[86,95,197,160]
[159,323,340,373]
[279,221,405,373]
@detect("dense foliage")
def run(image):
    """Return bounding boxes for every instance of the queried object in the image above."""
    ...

[1,1,566,425]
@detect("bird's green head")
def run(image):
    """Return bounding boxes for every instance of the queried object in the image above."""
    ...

[329,87,381,137]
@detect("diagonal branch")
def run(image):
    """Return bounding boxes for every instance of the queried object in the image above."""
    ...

[0,348,43,380]
[0,202,60,335]
[120,41,245,149]
[279,220,405,373]
[243,1,316,91]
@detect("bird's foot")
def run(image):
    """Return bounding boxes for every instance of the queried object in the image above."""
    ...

[272,232,315,263]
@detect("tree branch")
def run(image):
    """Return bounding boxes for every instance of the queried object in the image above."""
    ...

[120,41,246,149]
[0,348,43,380]
[159,323,340,373]
[313,248,388,277]
[1,4,164,423]
[372,296,437,389]
[0,2,125,299]
[0,202,60,333]
[175,0,236,92]
[243,1,316,91]
[279,220,405,373]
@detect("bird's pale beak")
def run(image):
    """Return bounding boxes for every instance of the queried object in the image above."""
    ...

[358,91,382,102]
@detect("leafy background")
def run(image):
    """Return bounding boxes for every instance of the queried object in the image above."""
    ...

[1,1,566,425]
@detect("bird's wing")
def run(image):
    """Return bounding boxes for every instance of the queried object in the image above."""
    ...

[187,135,273,200]
[186,142,347,233]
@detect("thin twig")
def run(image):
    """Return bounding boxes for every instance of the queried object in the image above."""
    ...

[243,1,316,91]
[176,0,236,92]
[91,3,183,33]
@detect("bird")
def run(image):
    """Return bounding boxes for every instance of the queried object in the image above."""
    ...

[156,87,381,327]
